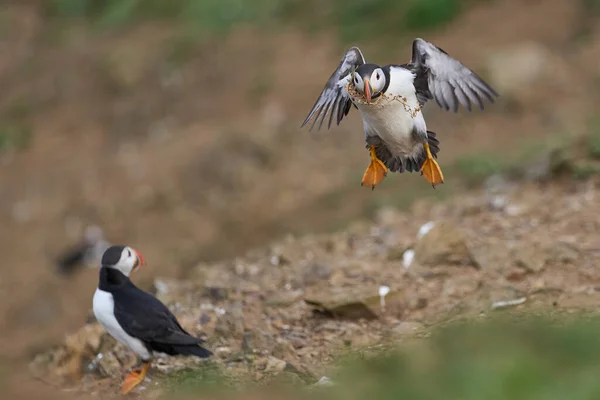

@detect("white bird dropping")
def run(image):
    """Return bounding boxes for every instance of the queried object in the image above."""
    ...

[417,221,435,239]
[379,285,391,310]
[402,249,415,269]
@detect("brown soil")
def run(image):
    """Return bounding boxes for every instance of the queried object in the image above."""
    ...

[28,175,600,398]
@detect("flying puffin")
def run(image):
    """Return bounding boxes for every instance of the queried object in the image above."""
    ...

[301,38,498,189]
[93,245,212,394]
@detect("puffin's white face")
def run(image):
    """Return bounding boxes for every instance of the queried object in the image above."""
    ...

[103,245,146,277]
[353,67,386,103]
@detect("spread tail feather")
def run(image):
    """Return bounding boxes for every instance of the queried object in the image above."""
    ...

[366,131,440,173]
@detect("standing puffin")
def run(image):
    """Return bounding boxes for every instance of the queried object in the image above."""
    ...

[93,245,212,394]
[301,38,498,189]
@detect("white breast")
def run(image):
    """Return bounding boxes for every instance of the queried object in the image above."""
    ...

[92,288,152,360]
[356,67,427,156]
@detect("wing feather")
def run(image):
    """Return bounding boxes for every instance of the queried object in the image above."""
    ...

[113,286,202,346]
[301,47,365,130]
[410,38,498,112]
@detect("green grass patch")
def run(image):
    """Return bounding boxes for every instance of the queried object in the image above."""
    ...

[44,0,286,32]
[43,0,484,43]
[589,135,600,159]
[449,132,574,186]
[452,152,506,185]
[322,313,600,400]
[159,362,232,397]
[157,313,600,400]
[581,0,600,15]
[586,117,600,159]
[0,124,32,153]
[403,0,462,31]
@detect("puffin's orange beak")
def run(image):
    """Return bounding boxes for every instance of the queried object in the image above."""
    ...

[132,249,146,272]
[363,78,372,104]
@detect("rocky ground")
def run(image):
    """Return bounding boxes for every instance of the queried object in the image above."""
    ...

[28,163,600,397]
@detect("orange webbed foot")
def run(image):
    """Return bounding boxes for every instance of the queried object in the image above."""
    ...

[120,361,151,395]
[361,145,388,190]
[420,143,444,188]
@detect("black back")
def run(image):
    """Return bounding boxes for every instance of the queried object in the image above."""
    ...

[98,268,209,357]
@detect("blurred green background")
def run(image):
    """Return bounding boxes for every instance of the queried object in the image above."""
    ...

[157,313,600,400]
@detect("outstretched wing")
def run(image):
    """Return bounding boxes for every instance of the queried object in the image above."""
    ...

[301,47,365,131]
[409,38,498,112]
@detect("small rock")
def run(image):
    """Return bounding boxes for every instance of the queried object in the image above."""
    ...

[266,289,303,306]
[304,288,386,320]
[328,269,346,286]
[550,242,579,263]
[214,307,245,338]
[242,328,275,353]
[203,287,229,301]
[443,275,482,298]
[408,297,428,310]
[469,241,512,272]
[199,314,211,325]
[215,347,232,357]
[513,244,546,272]
[505,205,522,216]
[489,286,524,304]
[489,196,506,211]
[264,356,287,373]
[314,376,334,387]
[414,221,477,267]
[273,339,299,364]
[283,362,316,383]
[391,321,425,336]
[303,264,332,285]
[65,323,106,355]
[96,351,122,377]
[506,268,528,282]
[270,253,290,266]
[289,336,308,349]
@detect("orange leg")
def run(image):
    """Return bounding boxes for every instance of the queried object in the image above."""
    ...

[420,142,444,188]
[120,360,151,395]
[361,145,388,190]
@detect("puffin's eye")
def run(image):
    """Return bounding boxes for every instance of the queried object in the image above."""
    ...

[127,250,131,257]
[376,73,380,80]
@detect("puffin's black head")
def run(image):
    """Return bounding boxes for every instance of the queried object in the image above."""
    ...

[101,245,146,277]
[353,63,387,104]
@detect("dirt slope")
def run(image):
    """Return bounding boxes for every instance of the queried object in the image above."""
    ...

[26,171,600,398]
